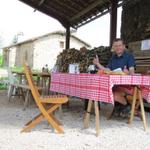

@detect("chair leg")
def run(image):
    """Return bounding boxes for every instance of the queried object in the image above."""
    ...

[23,90,30,110]
[7,85,11,97]
[21,104,63,133]
[8,85,14,101]
[20,88,25,100]
[25,104,55,126]
[41,106,64,133]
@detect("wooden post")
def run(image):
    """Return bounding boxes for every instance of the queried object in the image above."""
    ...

[109,0,118,46]
[65,26,70,49]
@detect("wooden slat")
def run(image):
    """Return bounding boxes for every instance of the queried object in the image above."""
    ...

[70,0,108,21]
[135,56,150,60]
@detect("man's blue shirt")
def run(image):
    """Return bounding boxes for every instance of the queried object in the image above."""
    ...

[107,51,135,70]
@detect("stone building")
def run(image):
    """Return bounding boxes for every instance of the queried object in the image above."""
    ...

[2,31,90,70]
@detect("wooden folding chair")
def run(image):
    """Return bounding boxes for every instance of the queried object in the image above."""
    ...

[21,63,68,133]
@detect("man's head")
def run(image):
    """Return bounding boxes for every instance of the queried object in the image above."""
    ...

[112,38,126,56]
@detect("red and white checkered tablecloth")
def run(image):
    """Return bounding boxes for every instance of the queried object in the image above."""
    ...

[50,73,150,104]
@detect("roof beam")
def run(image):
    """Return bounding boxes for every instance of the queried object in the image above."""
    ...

[19,0,69,27]
[74,9,109,28]
[66,0,83,10]
[43,4,70,26]
[73,1,123,29]
[34,0,46,12]
[54,0,78,14]
[44,3,69,18]
[39,0,45,6]
[70,0,109,22]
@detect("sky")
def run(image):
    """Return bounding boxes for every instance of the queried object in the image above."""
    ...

[0,0,122,48]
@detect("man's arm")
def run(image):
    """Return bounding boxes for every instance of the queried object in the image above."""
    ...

[128,53,135,75]
[93,56,110,71]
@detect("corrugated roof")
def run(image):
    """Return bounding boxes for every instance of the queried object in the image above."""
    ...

[19,0,124,29]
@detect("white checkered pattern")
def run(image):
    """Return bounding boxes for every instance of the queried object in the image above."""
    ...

[50,73,150,104]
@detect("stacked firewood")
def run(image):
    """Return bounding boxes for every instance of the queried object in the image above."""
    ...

[56,46,111,73]
[121,0,150,43]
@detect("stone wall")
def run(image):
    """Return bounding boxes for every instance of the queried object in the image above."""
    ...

[15,42,34,67]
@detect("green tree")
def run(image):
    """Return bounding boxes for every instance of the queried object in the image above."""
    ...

[0,54,3,67]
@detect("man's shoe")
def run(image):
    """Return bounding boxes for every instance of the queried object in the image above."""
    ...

[111,102,122,117]
[119,104,131,118]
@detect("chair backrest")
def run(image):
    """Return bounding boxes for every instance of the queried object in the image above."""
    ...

[23,63,40,103]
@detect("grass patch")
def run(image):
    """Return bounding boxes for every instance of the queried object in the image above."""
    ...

[0,77,8,90]
[0,83,7,90]
[10,66,24,73]
[0,66,42,90]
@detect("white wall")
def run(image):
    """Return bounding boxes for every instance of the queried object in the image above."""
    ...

[33,34,88,70]
[70,37,89,49]
[33,35,60,70]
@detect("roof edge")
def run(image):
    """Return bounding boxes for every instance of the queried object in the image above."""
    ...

[2,30,91,49]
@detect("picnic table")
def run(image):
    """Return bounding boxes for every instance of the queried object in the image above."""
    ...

[50,73,150,136]
[12,71,51,94]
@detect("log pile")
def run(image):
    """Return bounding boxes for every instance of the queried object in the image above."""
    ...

[56,46,111,73]
[121,0,150,44]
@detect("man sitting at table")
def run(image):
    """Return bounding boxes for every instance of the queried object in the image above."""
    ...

[93,38,135,117]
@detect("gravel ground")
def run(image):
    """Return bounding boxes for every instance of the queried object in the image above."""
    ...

[0,90,150,150]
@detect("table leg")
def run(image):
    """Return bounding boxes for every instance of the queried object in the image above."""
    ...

[23,90,30,110]
[128,86,137,124]
[36,76,40,86]
[19,75,23,84]
[94,101,100,136]
[48,76,51,95]
[138,89,147,130]
[84,100,93,129]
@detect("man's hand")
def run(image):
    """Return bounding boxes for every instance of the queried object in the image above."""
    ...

[123,66,129,75]
[93,55,107,70]
[123,66,135,75]
[93,55,100,66]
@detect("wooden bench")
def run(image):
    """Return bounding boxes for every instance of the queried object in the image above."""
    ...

[135,56,150,74]
[8,83,44,109]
